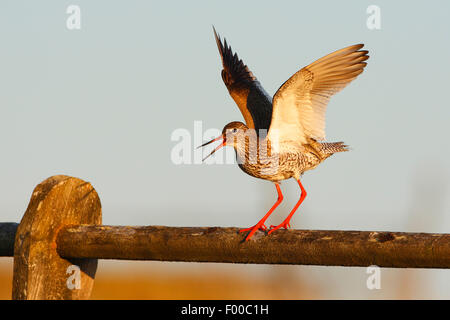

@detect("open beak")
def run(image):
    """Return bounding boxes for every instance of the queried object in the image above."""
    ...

[197,135,226,161]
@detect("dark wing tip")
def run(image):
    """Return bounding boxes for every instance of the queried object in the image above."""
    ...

[212,25,224,60]
[211,27,256,87]
[358,45,369,56]
[354,44,368,55]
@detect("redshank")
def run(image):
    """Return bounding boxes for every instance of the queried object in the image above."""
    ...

[200,27,369,241]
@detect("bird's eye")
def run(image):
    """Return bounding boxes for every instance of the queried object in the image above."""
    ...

[232,128,238,133]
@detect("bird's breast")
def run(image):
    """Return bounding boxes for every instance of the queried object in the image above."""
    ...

[235,147,322,182]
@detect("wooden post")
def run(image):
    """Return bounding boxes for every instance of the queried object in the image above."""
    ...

[12,175,102,300]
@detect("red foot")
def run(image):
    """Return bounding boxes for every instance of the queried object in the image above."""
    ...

[240,183,284,241]
[239,224,268,233]
[268,221,291,234]
[269,179,307,235]
[240,224,267,241]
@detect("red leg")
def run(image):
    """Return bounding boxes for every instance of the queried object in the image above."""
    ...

[240,183,283,241]
[269,179,307,234]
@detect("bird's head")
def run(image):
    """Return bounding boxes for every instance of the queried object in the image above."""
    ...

[199,121,249,161]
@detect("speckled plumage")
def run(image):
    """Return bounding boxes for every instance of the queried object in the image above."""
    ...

[224,125,349,182]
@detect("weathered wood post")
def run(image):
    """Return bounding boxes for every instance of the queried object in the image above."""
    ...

[12,175,102,300]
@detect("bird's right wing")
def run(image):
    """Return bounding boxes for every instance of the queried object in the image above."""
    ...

[213,27,273,132]
[267,44,369,150]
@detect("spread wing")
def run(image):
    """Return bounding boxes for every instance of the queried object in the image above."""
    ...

[267,44,369,149]
[213,27,273,133]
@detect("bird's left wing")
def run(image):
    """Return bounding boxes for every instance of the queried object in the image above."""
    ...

[267,44,369,149]
[213,27,273,132]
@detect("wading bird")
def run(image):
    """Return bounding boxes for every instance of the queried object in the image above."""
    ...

[200,28,369,241]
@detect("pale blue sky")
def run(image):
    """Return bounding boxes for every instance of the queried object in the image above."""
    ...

[0,1,449,298]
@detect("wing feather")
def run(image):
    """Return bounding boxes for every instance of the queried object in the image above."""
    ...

[213,27,273,132]
[268,44,369,148]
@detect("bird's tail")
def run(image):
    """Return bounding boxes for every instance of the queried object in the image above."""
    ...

[318,141,349,154]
